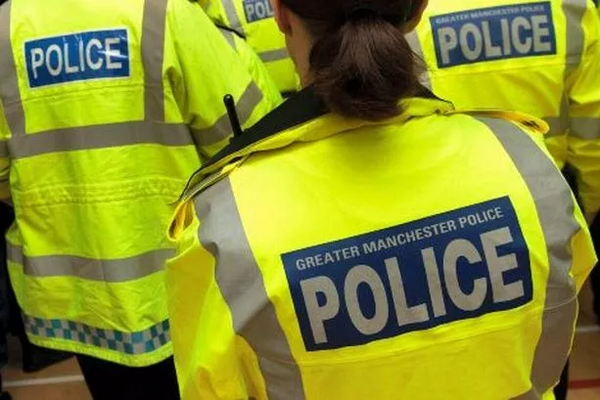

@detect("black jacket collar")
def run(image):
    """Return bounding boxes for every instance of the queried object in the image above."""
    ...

[203,87,327,169]
[203,85,443,170]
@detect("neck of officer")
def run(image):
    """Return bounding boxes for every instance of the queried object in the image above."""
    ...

[285,17,314,87]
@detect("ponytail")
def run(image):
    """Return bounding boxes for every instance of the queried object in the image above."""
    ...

[282,0,425,121]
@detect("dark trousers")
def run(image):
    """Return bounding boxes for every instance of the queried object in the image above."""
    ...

[77,355,180,400]
[554,361,569,400]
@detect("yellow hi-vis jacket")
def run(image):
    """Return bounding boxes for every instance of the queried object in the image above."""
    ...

[0,0,281,367]
[201,0,299,94]
[409,0,600,223]
[166,88,596,399]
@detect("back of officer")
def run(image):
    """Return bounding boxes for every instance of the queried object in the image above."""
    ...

[201,0,299,94]
[165,0,597,399]
[0,0,280,398]
[409,0,600,223]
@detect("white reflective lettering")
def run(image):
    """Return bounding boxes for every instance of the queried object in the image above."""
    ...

[79,40,86,72]
[64,43,79,74]
[532,15,551,52]
[438,27,458,65]
[86,39,104,70]
[460,23,483,61]
[512,17,533,54]
[444,239,487,311]
[301,276,340,344]
[30,48,44,80]
[255,2,266,18]
[105,38,123,70]
[482,21,502,58]
[245,4,256,21]
[422,248,447,318]
[46,44,63,77]
[481,228,524,303]
[385,257,430,325]
[501,19,512,56]
[345,265,389,335]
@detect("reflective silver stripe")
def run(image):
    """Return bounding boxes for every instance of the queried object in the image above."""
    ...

[477,117,580,399]
[141,0,169,122]
[564,0,587,67]
[543,116,568,137]
[221,0,243,31]
[0,1,26,137]
[218,28,237,50]
[259,49,290,63]
[571,117,600,140]
[544,116,600,139]
[8,243,174,282]
[563,0,589,146]
[24,314,170,355]
[405,31,432,90]
[7,121,194,159]
[543,1,587,138]
[191,82,264,148]
[196,177,305,400]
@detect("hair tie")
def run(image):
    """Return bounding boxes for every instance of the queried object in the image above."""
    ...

[344,0,382,19]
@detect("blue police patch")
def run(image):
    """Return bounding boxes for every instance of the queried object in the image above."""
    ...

[243,0,274,23]
[24,29,130,89]
[430,2,557,69]
[282,197,533,352]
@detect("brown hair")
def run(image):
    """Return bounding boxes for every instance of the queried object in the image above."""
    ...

[281,0,425,121]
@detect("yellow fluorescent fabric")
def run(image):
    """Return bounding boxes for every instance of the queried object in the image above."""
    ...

[167,93,596,399]
[203,0,299,93]
[0,0,280,366]
[411,0,600,221]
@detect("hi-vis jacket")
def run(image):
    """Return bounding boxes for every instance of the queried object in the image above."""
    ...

[201,0,299,94]
[409,0,600,222]
[0,0,281,367]
[166,88,596,399]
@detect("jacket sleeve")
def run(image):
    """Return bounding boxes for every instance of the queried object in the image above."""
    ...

[166,199,256,400]
[566,3,600,223]
[0,101,10,201]
[570,200,597,293]
[166,0,282,160]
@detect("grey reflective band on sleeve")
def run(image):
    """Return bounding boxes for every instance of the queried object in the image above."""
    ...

[219,28,237,50]
[196,177,305,400]
[259,49,291,63]
[543,115,569,137]
[221,0,243,31]
[191,82,264,148]
[141,0,169,122]
[476,117,580,399]
[563,0,589,144]
[0,1,26,137]
[544,116,600,140]
[24,314,170,355]
[8,243,174,282]
[405,31,433,91]
[538,0,586,139]
[570,117,600,140]
[564,0,587,67]
[6,121,194,159]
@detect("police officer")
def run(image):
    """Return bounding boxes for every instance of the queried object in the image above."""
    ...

[409,0,600,224]
[0,0,281,398]
[201,0,299,94]
[409,1,600,397]
[165,0,597,398]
